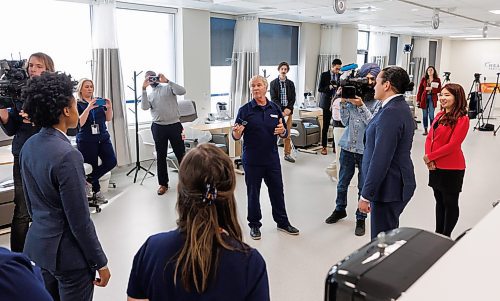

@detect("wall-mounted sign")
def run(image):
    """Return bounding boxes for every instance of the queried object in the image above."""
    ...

[484,62,500,71]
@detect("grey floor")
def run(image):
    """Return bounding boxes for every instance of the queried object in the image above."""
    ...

[1,119,499,301]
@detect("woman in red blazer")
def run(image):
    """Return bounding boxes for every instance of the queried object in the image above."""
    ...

[417,66,442,135]
[423,83,469,237]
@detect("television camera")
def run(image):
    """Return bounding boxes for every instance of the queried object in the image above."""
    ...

[0,59,29,109]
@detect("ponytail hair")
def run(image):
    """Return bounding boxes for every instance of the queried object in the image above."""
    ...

[174,144,245,293]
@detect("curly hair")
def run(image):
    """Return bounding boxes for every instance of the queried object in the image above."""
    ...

[174,143,246,293]
[22,72,75,128]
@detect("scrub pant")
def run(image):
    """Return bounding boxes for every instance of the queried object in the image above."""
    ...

[244,163,290,229]
[77,138,117,193]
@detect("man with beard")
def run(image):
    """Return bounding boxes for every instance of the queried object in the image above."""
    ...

[325,63,381,237]
[142,71,186,195]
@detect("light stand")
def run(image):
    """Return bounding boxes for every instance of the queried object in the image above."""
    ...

[475,73,499,132]
[443,72,451,85]
[126,71,155,182]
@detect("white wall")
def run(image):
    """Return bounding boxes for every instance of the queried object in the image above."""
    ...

[298,23,321,103]
[396,35,412,70]
[177,8,211,119]
[340,26,358,65]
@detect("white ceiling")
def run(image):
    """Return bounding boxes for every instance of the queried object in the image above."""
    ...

[122,0,500,38]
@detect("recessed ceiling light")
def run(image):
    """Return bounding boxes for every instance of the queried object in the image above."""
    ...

[489,10,500,14]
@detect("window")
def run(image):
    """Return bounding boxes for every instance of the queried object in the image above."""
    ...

[116,8,176,125]
[0,0,92,80]
[388,36,399,65]
[429,40,438,68]
[259,22,299,98]
[210,17,236,113]
[357,31,370,67]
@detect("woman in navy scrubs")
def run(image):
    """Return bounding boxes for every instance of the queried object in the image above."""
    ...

[75,78,117,202]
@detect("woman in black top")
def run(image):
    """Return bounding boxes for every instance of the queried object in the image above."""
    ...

[0,52,54,252]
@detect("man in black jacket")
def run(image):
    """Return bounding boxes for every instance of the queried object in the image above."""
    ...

[270,61,296,163]
[318,58,342,155]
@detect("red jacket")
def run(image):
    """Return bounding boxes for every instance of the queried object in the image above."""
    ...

[425,111,469,170]
[417,77,441,109]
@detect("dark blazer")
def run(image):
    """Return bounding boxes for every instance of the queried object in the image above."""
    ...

[269,78,296,113]
[318,71,339,110]
[361,95,416,204]
[20,127,107,272]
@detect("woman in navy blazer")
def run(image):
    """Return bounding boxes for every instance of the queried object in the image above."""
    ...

[20,72,110,301]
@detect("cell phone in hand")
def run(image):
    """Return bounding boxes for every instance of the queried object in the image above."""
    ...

[95,98,106,106]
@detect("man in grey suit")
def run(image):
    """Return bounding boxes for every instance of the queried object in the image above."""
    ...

[358,66,416,239]
[20,72,110,301]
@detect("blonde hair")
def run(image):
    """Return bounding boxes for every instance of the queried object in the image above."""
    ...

[75,78,94,101]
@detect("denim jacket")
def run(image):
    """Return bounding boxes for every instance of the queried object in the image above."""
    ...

[339,99,379,154]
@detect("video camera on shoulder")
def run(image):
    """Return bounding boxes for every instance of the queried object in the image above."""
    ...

[338,64,371,99]
[0,59,29,109]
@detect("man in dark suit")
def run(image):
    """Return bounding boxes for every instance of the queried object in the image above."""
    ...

[270,61,296,163]
[20,72,110,301]
[358,66,416,239]
[318,58,342,155]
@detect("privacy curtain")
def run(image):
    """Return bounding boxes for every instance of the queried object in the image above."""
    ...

[316,25,341,98]
[91,0,131,166]
[369,32,390,69]
[230,16,259,118]
[411,37,429,93]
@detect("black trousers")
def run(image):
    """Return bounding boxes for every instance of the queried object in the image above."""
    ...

[151,122,185,186]
[42,268,94,301]
[77,138,117,193]
[433,188,460,237]
[322,108,332,147]
[11,155,31,252]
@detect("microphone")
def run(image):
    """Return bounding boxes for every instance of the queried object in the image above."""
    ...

[340,63,358,72]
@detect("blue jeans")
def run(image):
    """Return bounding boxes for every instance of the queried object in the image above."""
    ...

[335,149,367,220]
[422,94,435,129]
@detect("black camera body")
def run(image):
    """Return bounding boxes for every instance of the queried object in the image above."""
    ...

[148,75,160,83]
[339,69,371,99]
[0,59,28,109]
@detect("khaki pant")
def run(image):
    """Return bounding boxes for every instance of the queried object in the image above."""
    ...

[283,115,293,155]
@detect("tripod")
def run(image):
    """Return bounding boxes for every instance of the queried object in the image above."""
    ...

[126,71,155,182]
[475,73,499,132]
[468,76,482,129]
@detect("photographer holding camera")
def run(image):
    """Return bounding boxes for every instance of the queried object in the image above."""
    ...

[0,52,54,252]
[75,78,117,203]
[325,63,380,236]
[141,71,186,195]
[318,58,342,155]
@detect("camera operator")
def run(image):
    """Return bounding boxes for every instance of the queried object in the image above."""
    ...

[318,58,342,155]
[0,52,54,252]
[141,71,186,195]
[325,63,381,237]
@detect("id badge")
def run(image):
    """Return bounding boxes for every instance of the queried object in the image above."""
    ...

[91,124,100,135]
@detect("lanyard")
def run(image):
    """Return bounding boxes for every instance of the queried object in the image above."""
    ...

[91,107,96,124]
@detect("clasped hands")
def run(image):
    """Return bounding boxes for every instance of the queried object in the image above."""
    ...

[423,154,436,170]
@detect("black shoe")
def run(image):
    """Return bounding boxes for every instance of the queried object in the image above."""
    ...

[277,225,300,235]
[284,155,296,163]
[355,220,366,236]
[250,227,261,240]
[325,210,347,224]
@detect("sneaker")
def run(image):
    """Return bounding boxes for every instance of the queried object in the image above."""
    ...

[325,210,347,224]
[94,191,108,204]
[284,155,296,163]
[355,220,366,236]
[321,147,328,155]
[423,129,428,136]
[277,225,300,235]
[250,227,261,240]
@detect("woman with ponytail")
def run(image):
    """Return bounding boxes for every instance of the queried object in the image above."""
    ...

[127,144,270,301]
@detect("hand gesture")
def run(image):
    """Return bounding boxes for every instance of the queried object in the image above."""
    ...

[158,73,169,83]
[283,108,291,117]
[86,98,99,111]
[274,118,285,136]
[93,267,111,287]
[426,161,436,170]
[233,122,245,139]
[142,77,150,90]
[19,110,31,124]
[104,98,112,109]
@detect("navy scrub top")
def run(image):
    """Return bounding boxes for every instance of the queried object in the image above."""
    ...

[127,229,270,301]
[76,101,110,143]
[235,99,287,166]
